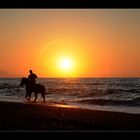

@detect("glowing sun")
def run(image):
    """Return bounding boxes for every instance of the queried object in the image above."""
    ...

[58,57,74,72]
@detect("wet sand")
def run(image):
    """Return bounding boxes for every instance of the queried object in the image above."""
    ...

[0,101,140,131]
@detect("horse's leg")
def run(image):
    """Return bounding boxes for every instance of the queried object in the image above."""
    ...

[27,93,31,102]
[25,92,30,102]
[42,86,46,103]
[33,93,37,102]
[42,93,46,102]
[26,88,31,102]
[25,93,28,100]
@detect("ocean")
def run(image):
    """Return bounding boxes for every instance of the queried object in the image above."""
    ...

[0,78,140,114]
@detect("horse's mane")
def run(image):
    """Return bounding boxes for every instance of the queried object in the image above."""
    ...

[22,77,28,79]
[21,77,29,82]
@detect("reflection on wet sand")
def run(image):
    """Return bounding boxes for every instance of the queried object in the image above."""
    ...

[51,103,78,109]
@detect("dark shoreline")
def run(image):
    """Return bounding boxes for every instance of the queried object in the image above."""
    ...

[0,101,140,131]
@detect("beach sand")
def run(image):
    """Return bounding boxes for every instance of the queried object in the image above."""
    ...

[0,101,140,131]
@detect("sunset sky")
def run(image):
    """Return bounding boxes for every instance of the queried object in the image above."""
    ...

[0,9,140,78]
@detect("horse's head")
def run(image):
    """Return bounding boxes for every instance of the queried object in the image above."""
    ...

[20,78,28,87]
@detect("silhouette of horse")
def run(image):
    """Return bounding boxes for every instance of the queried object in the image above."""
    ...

[20,77,46,102]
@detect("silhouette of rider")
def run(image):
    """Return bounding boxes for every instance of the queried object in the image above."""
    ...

[28,70,37,86]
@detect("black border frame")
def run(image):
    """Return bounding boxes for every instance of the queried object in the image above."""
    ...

[0,0,140,8]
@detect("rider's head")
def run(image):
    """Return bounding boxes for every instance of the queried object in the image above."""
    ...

[29,70,33,74]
